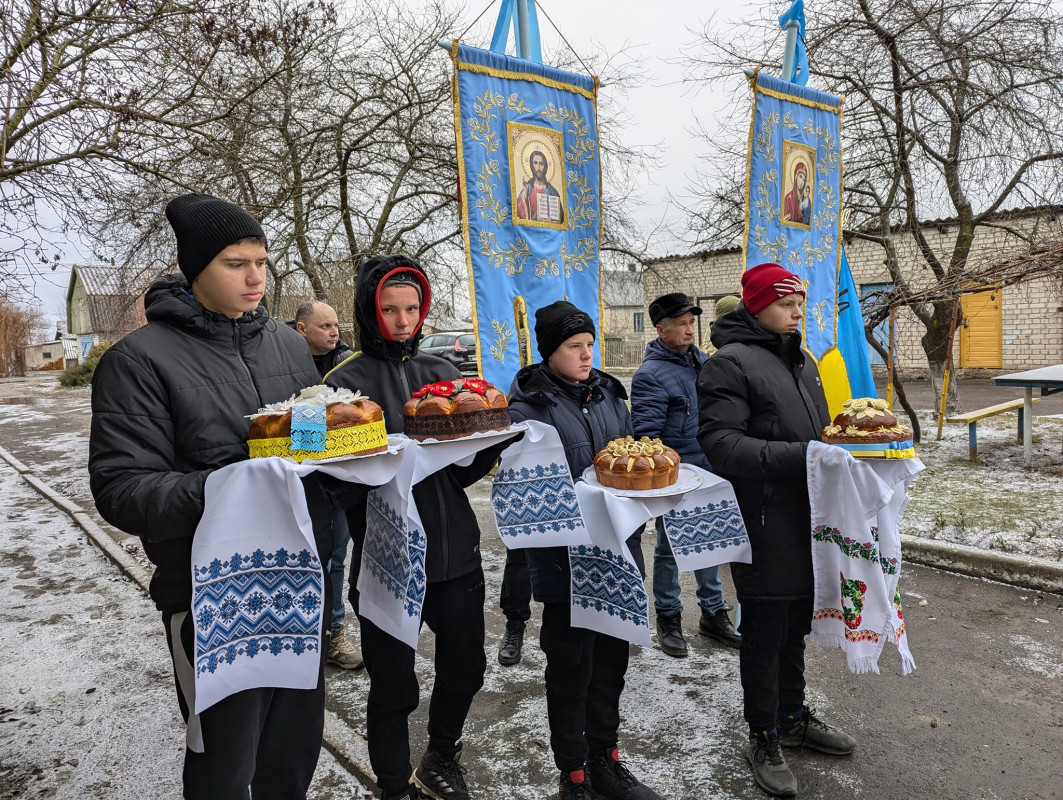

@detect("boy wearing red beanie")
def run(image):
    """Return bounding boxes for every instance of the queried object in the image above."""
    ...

[696,263,856,798]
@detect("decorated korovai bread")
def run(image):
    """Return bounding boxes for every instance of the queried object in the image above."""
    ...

[822,397,916,459]
[402,378,510,441]
[247,385,387,461]
[593,436,681,491]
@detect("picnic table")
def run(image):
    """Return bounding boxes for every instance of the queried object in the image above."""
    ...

[993,365,1063,466]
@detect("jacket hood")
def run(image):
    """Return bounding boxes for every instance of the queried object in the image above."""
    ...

[509,362,628,408]
[354,255,432,361]
[144,273,269,339]
[709,304,797,355]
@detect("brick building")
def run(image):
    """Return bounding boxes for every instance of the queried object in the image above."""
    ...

[643,207,1063,374]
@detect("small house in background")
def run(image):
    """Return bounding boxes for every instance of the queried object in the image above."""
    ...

[22,337,80,371]
[66,264,156,351]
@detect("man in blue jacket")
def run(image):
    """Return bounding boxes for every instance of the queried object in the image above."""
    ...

[630,293,741,657]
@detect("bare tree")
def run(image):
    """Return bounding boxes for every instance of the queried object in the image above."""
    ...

[679,0,1063,410]
[0,292,44,375]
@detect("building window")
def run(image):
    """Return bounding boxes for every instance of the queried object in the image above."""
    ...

[633,312,644,333]
[42,351,52,358]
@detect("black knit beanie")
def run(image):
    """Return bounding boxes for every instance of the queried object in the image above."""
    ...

[165,193,266,283]
[534,300,596,362]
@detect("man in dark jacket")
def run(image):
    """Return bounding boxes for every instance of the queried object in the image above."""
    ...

[507,301,659,800]
[293,299,362,671]
[89,194,330,799]
[293,299,355,378]
[697,263,855,799]
[325,255,502,800]
[631,293,740,658]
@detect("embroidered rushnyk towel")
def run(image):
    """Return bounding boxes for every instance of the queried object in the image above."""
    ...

[661,465,752,573]
[356,426,525,649]
[491,420,590,548]
[806,441,923,675]
[191,446,404,713]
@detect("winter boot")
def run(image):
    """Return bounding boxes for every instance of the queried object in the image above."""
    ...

[558,767,596,800]
[326,625,364,669]
[497,619,525,666]
[655,611,688,657]
[414,743,469,800]
[698,607,741,648]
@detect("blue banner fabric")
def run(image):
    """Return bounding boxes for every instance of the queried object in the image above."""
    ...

[836,249,877,398]
[743,73,843,363]
[451,43,602,390]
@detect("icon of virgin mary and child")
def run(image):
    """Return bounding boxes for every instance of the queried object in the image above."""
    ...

[782,161,812,227]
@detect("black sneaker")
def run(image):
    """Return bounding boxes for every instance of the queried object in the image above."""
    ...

[558,768,596,800]
[414,745,469,800]
[382,786,421,800]
[498,619,525,666]
[746,730,797,798]
[587,748,660,800]
[698,608,741,648]
[778,706,856,755]
[655,611,688,657]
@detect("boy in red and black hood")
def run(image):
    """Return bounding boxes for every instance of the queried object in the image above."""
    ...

[326,254,504,800]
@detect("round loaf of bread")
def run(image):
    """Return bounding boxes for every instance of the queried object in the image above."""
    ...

[822,397,912,444]
[593,436,680,491]
[403,378,510,440]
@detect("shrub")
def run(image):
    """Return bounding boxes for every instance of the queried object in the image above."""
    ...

[58,344,108,388]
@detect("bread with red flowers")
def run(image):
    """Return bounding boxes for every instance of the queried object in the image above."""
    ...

[402,378,510,441]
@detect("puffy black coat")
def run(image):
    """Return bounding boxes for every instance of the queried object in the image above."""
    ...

[89,274,324,613]
[630,337,710,471]
[696,306,830,600]
[506,363,644,603]
[325,255,500,585]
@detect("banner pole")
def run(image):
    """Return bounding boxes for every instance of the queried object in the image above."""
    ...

[780,20,800,82]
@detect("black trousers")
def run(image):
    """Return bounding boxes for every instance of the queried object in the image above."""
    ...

[358,568,487,796]
[737,596,813,732]
[499,547,532,623]
[163,609,326,800]
[540,601,629,772]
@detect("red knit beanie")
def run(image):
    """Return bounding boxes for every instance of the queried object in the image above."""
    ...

[741,262,805,315]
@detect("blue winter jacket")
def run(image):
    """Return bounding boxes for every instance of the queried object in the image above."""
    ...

[507,363,645,603]
[630,338,710,471]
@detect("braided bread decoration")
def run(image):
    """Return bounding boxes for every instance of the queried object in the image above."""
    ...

[593,435,681,491]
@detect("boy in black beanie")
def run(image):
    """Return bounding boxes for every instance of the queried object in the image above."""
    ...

[89,193,332,798]
[505,300,661,800]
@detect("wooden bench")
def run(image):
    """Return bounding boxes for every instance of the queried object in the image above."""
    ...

[946,398,1041,459]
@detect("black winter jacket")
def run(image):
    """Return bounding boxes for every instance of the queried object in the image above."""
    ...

[506,363,644,603]
[696,305,830,600]
[325,255,501,586]
[89,274,324,613]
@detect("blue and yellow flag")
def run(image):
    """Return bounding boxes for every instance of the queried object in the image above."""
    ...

[743,73,864,414]
[451,43,602,389]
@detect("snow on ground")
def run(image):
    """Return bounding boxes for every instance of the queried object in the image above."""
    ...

[899,412,1063,561]
[0,461,366,799]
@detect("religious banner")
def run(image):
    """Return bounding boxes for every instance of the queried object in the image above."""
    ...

[743,73,860,414]
[451,43,602,390]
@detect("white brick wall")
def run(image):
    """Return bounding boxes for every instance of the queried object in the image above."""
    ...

[646,211,1063,372]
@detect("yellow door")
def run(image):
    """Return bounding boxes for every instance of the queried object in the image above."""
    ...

[959,289,1002,368]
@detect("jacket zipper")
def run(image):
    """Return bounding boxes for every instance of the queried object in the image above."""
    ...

[233,320,260,407]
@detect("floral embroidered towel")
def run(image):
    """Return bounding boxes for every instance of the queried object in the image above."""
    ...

[806,441,899,674]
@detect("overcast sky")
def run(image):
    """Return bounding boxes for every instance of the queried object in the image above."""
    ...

[15,0,758,330]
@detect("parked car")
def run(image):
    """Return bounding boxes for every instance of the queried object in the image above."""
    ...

[420,331,478,375]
